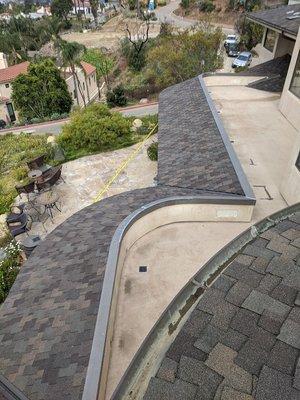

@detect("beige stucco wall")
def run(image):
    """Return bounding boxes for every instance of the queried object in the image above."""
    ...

[0,81,12,99]
[279,28,300,205]
[274,34,295,57]
[65,68,99,108]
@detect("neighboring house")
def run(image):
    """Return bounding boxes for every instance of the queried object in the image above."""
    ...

[71,0,93,16]
[0,56,29,123]
[62,61,99,108]
[248,5,300,205]
[0,54,99,123]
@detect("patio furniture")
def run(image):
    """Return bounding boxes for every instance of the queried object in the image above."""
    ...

[28,169,42,181]
[19,234,42,258]
[36,165,64,192]
[15,181,35,200]
[6,213,31,238]
[35,190,61,220]
[6,204,25,224]
[27,154,45,170]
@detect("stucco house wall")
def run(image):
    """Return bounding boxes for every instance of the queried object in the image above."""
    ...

[279,27,300,205]
[65,66,99,108]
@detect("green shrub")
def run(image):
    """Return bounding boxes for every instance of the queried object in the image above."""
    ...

[234,66,248,73]
[107,86,128,107]
[147,142,158,161]
[12,166,28,181]
[57,103,133,157]
[0,133,54,213]
[0,241,21,303]
[50,112,62,121]
[181,0,190,9]
[199,0,215,12]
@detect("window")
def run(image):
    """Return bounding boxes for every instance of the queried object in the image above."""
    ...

[5,83,9,88]
[290,51,300,99]
[73,90,77,99]
[264,29,276,52]
[83,82,85,91]
[296,152,300,172]
[89,77,91,85]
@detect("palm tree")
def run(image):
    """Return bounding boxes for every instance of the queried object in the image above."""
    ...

[56,39,87,107]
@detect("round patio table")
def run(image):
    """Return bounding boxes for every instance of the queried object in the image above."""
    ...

[28,169,42,180]
[35,191,61,220]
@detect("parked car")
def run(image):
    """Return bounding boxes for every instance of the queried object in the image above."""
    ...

[224,34,238,49]
[226,42,239,57]
[0,119,6,129]
[232,51,252,69]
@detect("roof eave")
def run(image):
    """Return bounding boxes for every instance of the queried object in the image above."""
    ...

[246,15,297,39]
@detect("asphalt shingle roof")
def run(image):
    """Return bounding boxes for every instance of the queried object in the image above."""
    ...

[144,213,300,400]
[248,4,300,38]
[0,76,252,400]
[158,78,244,195]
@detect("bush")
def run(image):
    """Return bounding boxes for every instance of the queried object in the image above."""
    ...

[147,142,158,161]
[199,0,215,12]
[107,86,128,107]
[181,0,190,9]
[0,133,54,213]
[234,66,248,73]
[50,112,62,121]
[0,241,21,303]
[57,103,133,158]
[12,166,28,181]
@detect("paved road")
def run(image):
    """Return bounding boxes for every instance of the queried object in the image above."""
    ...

[0,103,158,136]
[155,0,234,35]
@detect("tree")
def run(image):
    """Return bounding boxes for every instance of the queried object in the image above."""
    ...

[146,26,223,88]
[56,39,87,107]
[82,48,115,92]
[11,59,72,120]
[235,13,263,50]
[51,0,73,22]
[90,0,99,24]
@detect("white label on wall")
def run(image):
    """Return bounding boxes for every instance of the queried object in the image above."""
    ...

[217,209,239,218]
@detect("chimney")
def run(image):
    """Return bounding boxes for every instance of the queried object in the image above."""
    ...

[0,53,8,69]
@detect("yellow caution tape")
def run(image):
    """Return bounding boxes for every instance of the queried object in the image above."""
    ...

[93,124,157,203]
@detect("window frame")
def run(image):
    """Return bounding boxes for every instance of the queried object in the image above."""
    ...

[289,50,300,100]
[263,28,277,53]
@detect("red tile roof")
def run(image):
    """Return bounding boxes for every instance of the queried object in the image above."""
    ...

[80,61,96,75]
[0,61,29,84]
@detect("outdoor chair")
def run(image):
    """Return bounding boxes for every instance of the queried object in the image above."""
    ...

[15,181,35,200]
[36,165,64,191]
[6,204,26,224]
[6,213,31,238]
[27,154,46,170]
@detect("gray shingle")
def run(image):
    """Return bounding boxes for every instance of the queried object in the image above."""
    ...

[179,356,223,399]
